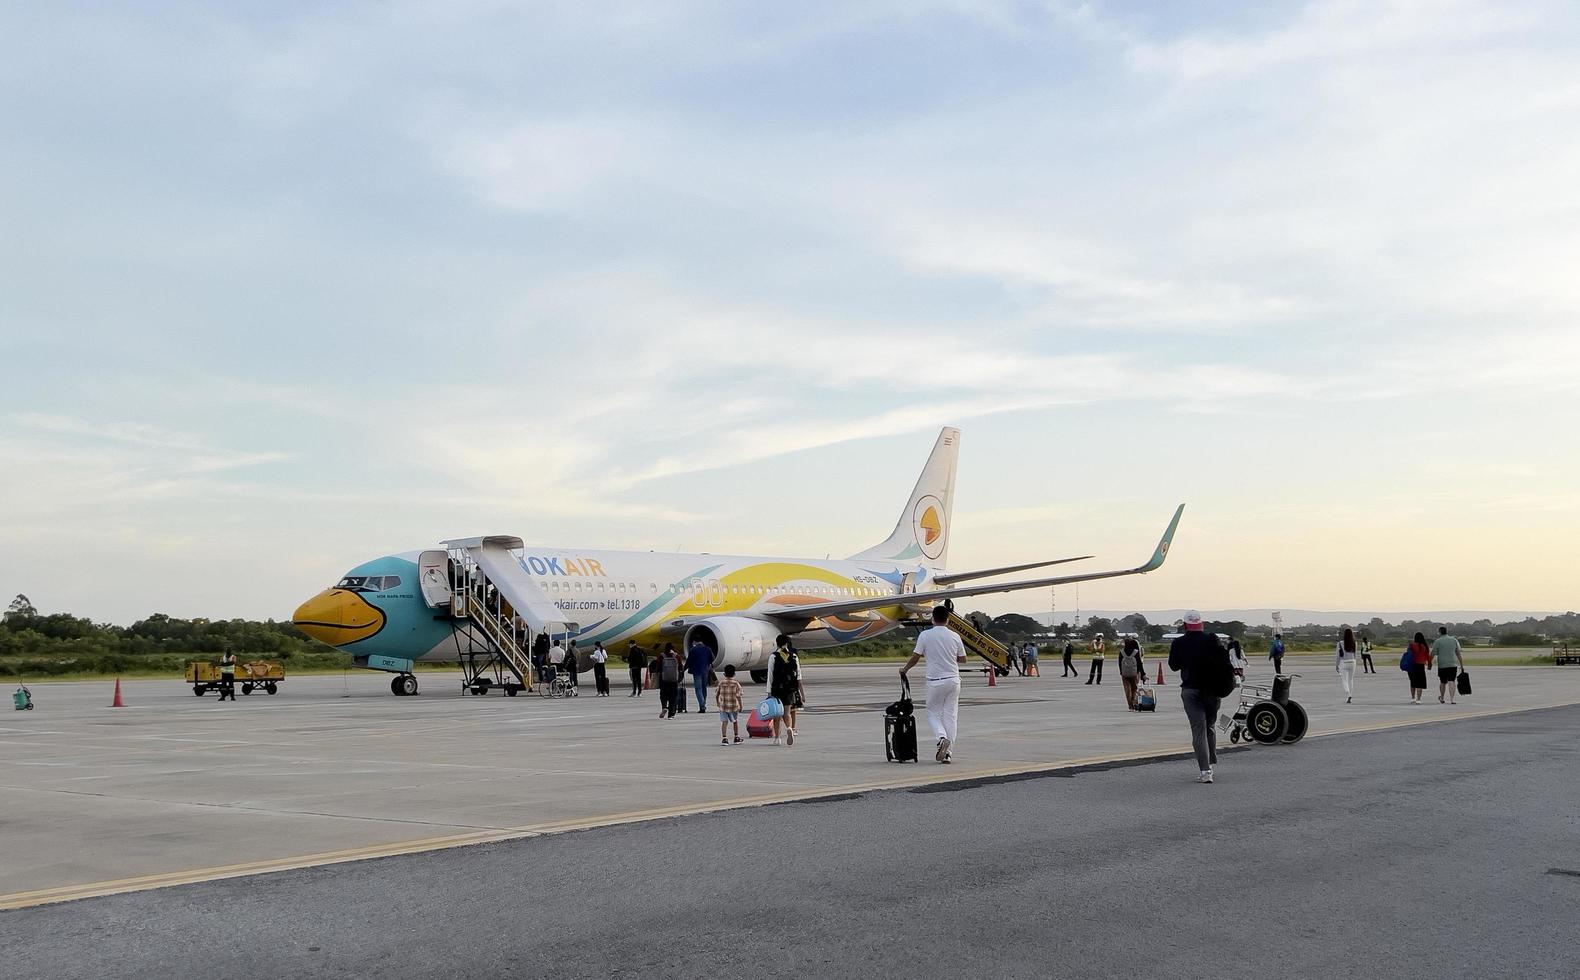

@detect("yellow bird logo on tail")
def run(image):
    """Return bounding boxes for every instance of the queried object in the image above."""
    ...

[919,506,942,546]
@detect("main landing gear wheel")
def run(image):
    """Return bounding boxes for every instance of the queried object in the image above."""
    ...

[1245,701,1288,744]
[750,669,768,685]
[392,673,418,697]
[1280,700,1308,744]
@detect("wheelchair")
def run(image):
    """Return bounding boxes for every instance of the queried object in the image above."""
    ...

[1220,673,1307,745]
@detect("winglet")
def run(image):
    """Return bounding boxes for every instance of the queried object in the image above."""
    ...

[1138,504,1185,573]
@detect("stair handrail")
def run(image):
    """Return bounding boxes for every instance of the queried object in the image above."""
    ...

[464,589,532,683]
[947,612,1009,666]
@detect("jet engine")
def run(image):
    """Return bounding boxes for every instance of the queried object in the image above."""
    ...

[682,616,782,670]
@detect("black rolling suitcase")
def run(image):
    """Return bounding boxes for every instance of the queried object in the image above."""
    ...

[885,678,918,762]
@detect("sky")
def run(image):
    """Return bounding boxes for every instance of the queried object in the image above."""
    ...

[2,0,1578,625]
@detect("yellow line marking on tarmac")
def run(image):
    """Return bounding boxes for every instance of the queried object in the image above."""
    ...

[4,696,1576,912]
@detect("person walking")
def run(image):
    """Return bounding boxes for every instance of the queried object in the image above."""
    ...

[1269,633,1286,675]
[657,643,683,718]
[1431,626,1463,705]
[900,605,967,763]
[1086,634,1105,685]
[1405,631,1432,704]
[531,633,550,689]
[1062,639,1077,678]
[768,636,804,746]
[1227,638,1247,683]
[217,648,237,702]
[1168,611,1233,783]
[686,637,713,713]
[625,642,645,697]
[716,664,744,745]
[591,641,609,696]
[1022,641,1038,677]
[1117,637,1145,710]
[1335,627,1359,704]
[1360,637,1376,674]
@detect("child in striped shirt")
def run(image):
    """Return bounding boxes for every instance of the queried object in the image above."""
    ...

[716,664,744,745]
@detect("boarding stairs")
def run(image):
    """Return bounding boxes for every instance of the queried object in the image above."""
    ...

[431,536,578,697]
[947,612,1011,674]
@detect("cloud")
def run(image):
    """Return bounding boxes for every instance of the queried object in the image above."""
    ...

[434,117,647,212]
[1126,0,1540,81]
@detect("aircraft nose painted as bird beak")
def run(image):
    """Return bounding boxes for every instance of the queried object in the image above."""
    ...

[292,589,385,646]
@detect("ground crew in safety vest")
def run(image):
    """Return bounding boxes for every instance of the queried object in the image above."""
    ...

[218,649,237,702]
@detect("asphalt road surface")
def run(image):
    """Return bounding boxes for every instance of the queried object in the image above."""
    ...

[6,705,1578,979]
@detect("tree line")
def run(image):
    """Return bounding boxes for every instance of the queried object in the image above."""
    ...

[1,594,346,677]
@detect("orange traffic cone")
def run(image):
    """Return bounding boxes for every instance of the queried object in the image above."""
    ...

[110,677,125,707]
[1155,661,1165,686]
[643,671,652,691]
[987,665,997,687]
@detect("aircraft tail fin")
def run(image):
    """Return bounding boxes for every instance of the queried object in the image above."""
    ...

[849,427,959,569]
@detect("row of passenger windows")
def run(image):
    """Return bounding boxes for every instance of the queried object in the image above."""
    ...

[539,580,645,594]
[534,579,888,599]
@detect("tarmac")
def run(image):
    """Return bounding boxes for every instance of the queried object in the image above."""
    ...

[4,702,1576,979]
[3,657,1579,909]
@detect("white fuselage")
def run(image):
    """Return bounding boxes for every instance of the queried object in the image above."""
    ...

[415,546,933,665]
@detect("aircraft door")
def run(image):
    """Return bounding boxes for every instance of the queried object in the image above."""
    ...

[418,550,452,609]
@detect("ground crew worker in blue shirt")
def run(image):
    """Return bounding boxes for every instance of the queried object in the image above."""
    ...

[686,639,713,712]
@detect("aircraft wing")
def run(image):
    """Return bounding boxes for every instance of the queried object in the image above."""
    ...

[932,555,1092,586]
[763,504,1184,624]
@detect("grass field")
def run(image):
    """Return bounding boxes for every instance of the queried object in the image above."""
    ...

[3,645,1567,683]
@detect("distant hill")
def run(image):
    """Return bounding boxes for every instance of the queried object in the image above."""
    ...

[1029,609,1563,629]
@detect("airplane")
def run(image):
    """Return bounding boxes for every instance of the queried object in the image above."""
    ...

[292,427,1184,696]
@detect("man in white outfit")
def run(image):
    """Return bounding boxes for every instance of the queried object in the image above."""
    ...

[900,605,967,763]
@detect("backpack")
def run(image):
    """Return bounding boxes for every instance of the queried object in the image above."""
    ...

[1212,652,1239,698]
[1400,649,1413,671]
[660,653,680,684]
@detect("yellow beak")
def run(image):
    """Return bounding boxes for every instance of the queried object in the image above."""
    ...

[292,589,385,646]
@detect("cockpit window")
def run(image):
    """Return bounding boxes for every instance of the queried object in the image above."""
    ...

[336,575,401,593]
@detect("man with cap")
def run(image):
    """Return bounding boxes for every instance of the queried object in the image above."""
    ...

[1168,610,1233,783]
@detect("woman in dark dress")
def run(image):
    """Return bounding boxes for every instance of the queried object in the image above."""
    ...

[1406,631,1431,704]
[768,635,804,747]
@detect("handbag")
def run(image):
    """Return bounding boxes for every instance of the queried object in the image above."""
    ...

[756,696,784,720]
[886,677,914,717]
[1399,650,1412,671]
[1456,670,1471,696]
